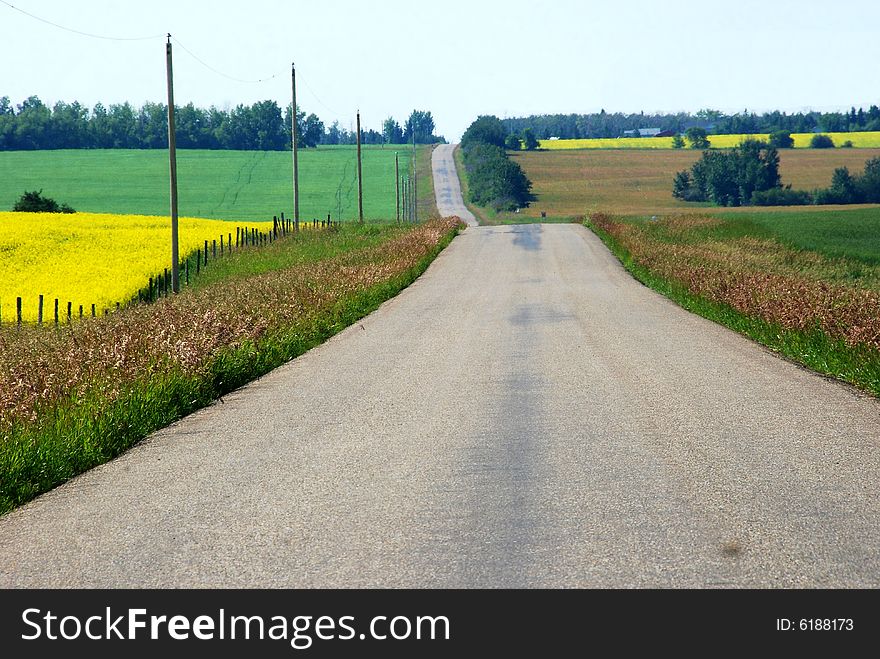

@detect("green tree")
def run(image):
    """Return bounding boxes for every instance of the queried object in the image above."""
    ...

[382,117,403,144]
[461,115,508,149]
[671,134,685,149]
[810,134,835,149]
[403,110,437,144]
[768,130,794,149]
[672,139,781,206]
[685,127,710,149]
[504,133,522,150]
[523,128,539,151]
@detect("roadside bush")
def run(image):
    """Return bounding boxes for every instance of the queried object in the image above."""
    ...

[504,134,522,151]
[13,189,75,213]
[461,116,533,212]
[463,142,532,211]
[810,134,835,149]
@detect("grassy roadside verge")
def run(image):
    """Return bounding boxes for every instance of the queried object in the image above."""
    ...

[586,213,880,396]
[0,219,462,513]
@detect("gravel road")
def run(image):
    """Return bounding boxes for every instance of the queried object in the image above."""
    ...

[432,144,477,226]
[1,158,878,588]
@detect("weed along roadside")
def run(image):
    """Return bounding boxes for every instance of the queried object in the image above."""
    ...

[586,213,880,396]
[0,218,463,514]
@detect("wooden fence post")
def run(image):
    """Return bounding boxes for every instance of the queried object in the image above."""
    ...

[17,297,22,328]
[54,298,59,325]
[38,295,44,325]
[67,301,72,323]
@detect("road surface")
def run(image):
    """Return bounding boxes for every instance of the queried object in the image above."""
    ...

[432,144,478,226]
[1,160,879,587]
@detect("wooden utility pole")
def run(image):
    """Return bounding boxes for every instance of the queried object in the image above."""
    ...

[356,110,364,223]
[412,148,418,224]
[166,34,180,293]
[395,152,400,223]
[401,176,407,223]
[291,62,300,223]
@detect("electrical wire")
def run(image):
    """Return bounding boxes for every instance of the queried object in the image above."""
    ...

[0,0,165,41]
[297,71,340,116]
[170,36,279,84]
[0,2,280,84]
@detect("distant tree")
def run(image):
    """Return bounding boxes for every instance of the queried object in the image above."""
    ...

[768,130,794,149]
[301,113,324,148]
[685,127,710,149]
[504,133,522,150]
[671,134,685,149]
[695,108,725,123]
[382,117,404,144]
[324,121,342,145]
[14,189,75,213]
[522,128,539,151]
[841,140,854,148]
[461,115,508,149]
[137,102,168,149]
[824,167,859,203]
[673,139,781,206]
[403,110,438,144]
[810,134,835,149]
[860,157,880,202]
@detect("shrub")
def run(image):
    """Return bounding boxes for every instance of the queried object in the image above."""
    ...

[810,134,835,149]
[751,186,812,206]
[462,142,532,212]
[13,189,75,213]
[842,140,854,148]
[504,134,522,151]
[768,130,794,149]
[671,135,685,149]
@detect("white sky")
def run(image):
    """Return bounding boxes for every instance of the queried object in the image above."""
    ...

[2,0,879,140]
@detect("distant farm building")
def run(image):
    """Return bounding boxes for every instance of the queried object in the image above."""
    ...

[622,128,677,138]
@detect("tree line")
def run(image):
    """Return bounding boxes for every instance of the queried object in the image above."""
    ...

[673,139,880,207]
[0,96,445,151]
[504,106,880,140]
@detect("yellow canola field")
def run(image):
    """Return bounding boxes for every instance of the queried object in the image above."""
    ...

[0,212,269,322]
[539,131,880,150]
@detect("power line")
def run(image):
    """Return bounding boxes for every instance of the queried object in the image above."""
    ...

[297,71,340,116]
[0,2,280,85]
[170,36,280,85]
[0,0,164,41]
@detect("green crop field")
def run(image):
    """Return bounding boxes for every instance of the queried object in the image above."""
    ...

[714,208,880,265]
[0,146,430,222]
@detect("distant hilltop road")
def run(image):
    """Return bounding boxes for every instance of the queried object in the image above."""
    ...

[432,144,478,226]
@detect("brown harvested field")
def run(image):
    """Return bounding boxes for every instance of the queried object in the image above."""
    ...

[510,148,880,217]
